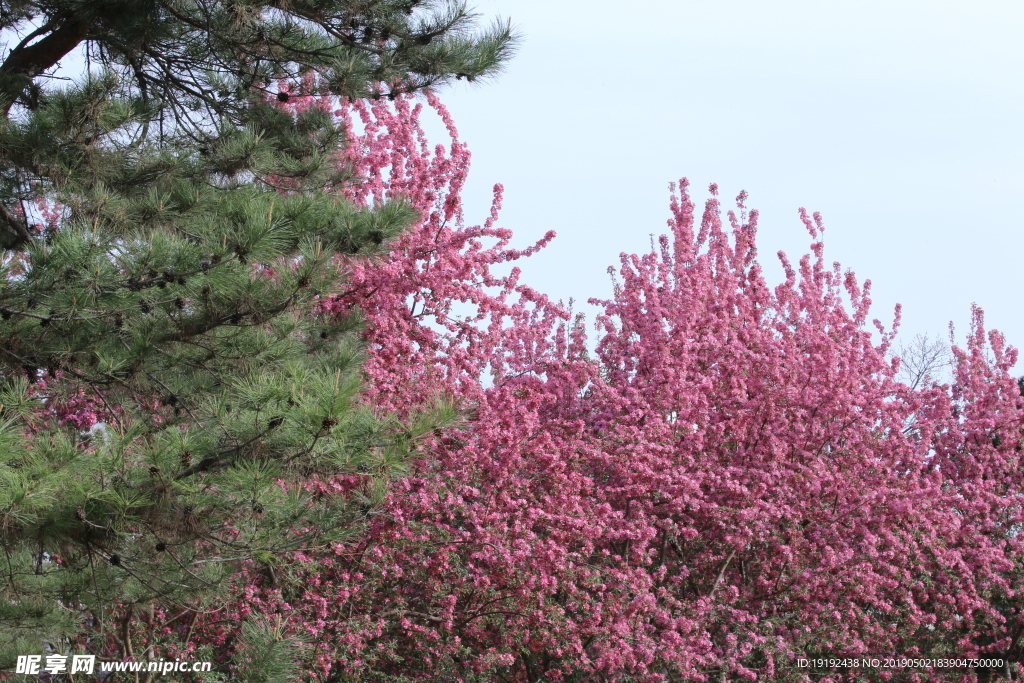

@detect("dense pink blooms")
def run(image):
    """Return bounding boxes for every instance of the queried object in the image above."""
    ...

[197,92,1024,681]
[25,373,114,431]
[25,82,1010,679]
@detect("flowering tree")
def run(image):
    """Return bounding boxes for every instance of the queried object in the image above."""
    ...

[11,73,1020,680]
[181,92,1024,682]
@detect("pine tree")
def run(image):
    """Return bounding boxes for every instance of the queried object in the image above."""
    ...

[0,0,514,673]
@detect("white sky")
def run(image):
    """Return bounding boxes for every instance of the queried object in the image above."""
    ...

[426,0,1024,368]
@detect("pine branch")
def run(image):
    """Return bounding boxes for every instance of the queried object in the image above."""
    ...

[0,14,94,116]
[0,202,32,249]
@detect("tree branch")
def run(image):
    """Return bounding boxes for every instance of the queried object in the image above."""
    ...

[1,15,95,116]
[0,201,32,250]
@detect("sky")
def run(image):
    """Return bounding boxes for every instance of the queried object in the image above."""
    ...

[421,0,1024,367]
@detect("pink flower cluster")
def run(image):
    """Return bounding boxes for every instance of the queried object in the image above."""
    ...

[27,373,113,431]
[178,89,1024,680]
[54,87,1007,683]
[269,76,561,410]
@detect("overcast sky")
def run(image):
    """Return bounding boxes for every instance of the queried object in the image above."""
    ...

[423,0,1024,368]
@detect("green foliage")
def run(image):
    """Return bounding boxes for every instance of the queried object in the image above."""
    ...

[0,0,498,670]
[0,0,516,115]
[232,618,303,683]
[0,0,516,248]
